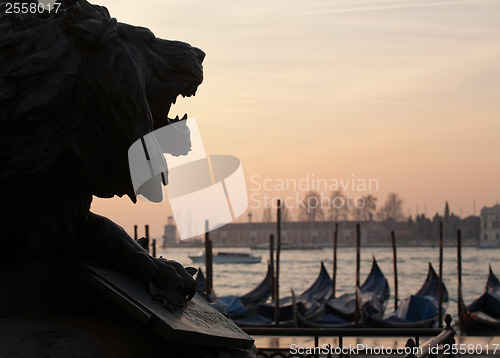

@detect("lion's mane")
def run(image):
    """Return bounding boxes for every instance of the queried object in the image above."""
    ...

[0,0,203,260]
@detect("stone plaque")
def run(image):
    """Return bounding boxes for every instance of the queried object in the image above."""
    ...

[83,264,254,349]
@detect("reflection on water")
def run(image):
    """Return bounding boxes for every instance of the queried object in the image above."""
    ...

[158,246,500,321]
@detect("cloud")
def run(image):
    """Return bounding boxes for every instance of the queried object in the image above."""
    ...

[285,0,494,17]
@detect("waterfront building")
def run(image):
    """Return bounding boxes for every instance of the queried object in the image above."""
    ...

[480,204,500,247]
[162,219,413,248]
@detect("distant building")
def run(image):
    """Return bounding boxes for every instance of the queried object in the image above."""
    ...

[162,204,480,247]
[480,204,500,246]
[163,220,412,247]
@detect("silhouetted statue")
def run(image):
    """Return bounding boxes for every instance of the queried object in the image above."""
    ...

[0,0,204,310]
[0,1,254,356]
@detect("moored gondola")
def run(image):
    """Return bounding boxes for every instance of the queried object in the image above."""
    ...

[460,265,500,335]
[233,262,332,327]
[195,267,207,295]
[217,264,273,318]
[374,262,448,328]
[293,257,389,328]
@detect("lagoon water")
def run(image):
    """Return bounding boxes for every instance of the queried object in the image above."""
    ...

[158,246,500,323]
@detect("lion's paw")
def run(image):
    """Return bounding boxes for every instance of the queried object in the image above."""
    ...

[149,257,197,312]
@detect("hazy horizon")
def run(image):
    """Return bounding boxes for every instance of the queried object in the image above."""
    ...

[91,0,500,239]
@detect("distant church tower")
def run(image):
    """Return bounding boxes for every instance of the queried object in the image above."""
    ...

[163,216,178,248]
[444,201,450,241]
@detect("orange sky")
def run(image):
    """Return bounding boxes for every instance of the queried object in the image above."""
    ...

[91,0,500,239]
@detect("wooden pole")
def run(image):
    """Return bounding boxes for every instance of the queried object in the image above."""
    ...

[354,223,361,325]
[269,234,275,301]
[134,225,138,241]
[274,199,281,327]
[145,225,150,253]
[205,221,213,302]
[438,221,443,328]
[332,223,338,299]
[356,223,361,288]
[391,231,399,311]
[152,239,156,258]
[457,229,463,328]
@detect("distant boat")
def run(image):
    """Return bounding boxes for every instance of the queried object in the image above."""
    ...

[189,251,262,264]
[460,265,500,335]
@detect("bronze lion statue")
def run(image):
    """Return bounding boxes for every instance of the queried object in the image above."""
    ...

[0,0,204,314]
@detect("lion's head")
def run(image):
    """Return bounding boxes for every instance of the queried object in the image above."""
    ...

[0,0,204,255]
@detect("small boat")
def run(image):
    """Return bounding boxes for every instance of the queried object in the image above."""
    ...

[189,251,262,264]
[479,242,499,249]
[217,264,273,318]
[460,265,500,335]
[375,263,448,328]
[293,257,390,328]
[233,262,332,327]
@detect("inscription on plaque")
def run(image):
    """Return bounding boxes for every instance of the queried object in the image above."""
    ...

[182,306,242,333]
[84,264,254,349]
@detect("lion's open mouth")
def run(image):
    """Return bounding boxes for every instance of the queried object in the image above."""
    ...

[164,84,199,126]
[149,46,204,129]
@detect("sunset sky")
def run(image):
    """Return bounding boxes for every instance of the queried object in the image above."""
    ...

[91,0,500,239]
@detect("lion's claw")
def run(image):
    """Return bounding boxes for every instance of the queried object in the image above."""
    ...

[150,281,185,312]
[149,257,197,311]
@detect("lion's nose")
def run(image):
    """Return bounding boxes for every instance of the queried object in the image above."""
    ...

[193,47,205,63]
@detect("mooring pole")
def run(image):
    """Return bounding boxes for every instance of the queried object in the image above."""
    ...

[145,225,150,253]
[152,238,156,258]
[269,234,275,301]
[332,223,338,299]
[205,220,213,302]
[275,200,281,327]
[457,229,463,328]
[391,230,399,311]
[354,223,361,325]
[438,221,444,328]
[134,225,138,241]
